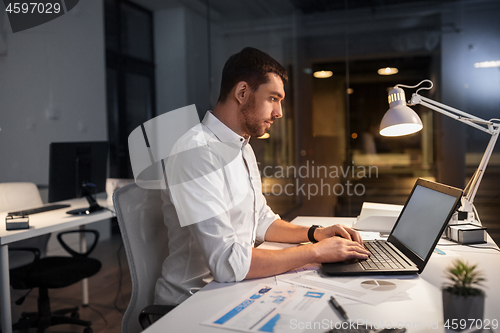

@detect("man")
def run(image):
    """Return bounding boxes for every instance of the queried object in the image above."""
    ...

[154,47,369,306]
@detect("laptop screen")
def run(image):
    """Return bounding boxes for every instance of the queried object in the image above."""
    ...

[391,184,459,259]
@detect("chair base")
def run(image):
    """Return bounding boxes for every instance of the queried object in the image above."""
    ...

[13,309,93,333]
[10,288,93,333]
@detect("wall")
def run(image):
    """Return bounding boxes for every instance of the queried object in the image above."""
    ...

[154,7,188,114]
[154,6,210,119]
[0,0,107,186]
[0,1,110,249]
[439,0,500,187]
[209,17,292,106]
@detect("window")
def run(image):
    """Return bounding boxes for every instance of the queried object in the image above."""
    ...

[104,0,155,179]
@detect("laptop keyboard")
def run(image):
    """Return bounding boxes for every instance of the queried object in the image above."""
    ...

[360,241,409,270]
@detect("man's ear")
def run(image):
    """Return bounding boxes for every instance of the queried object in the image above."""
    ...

[233,81,249,105]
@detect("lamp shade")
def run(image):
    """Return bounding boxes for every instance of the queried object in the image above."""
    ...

[380,87,423,136]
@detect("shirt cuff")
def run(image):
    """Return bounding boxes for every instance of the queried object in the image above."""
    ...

[227,242,252,282]
[255,209,280,243]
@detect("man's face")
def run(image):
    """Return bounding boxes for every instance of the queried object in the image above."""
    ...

[240,73,285,138]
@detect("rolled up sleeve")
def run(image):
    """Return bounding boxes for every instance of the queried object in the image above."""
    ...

[255,195,280,243]
[187,215,252,283]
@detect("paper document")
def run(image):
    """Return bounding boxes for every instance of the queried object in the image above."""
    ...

[358,231,383,241]
[202,284,329,333]
[277,271,415,306]
[353,202,403,232]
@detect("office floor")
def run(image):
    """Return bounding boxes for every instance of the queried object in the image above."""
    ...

[10,231,132,333]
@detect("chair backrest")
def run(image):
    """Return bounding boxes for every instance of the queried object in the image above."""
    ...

[0,182,43,212]
[0,182,50,268]
[113,183,169,333]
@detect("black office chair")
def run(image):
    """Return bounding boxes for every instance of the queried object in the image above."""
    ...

[9,230,102,333]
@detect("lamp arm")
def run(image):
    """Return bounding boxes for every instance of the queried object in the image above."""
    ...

[411,94,493,134]
[466,130,499,203]
[411,93,500,208]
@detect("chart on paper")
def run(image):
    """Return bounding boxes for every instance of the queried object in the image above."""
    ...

[360,280,397,291]
[202,284,330,333]
[277,272,415,305]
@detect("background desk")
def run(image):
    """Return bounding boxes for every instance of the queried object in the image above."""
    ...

[0,198,114,333]
[144,217,500,333]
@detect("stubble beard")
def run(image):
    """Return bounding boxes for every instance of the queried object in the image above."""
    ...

[240,93,269,138]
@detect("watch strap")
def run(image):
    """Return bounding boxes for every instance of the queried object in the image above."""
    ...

[308,225,322,243]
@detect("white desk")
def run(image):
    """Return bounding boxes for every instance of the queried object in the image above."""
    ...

[0,197,114,333]
[144,217,500,333]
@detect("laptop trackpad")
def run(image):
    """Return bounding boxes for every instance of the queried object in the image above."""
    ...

[322,260,365,275]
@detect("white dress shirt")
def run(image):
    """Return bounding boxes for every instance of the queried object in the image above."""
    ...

[154,111,279,306]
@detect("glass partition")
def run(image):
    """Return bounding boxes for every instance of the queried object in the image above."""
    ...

[127,0,499,235]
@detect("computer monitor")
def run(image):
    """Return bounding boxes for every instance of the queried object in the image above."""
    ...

[48,141,109,215]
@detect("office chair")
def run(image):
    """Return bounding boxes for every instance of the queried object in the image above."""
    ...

[113,183,175,333]
[0,182,101,333]
[0,183,50,269]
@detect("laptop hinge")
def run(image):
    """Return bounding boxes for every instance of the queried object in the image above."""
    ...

[385,241,417,267]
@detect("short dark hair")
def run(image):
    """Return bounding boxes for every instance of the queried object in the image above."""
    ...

[218,47,288,102]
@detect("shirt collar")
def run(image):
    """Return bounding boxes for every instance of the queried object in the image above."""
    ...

[202,111,249,147]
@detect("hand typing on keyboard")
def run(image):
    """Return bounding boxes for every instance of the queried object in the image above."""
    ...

[314,224,364,244]
[314,224,371,263]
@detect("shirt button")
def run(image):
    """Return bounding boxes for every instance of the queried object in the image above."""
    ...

[240,138,243,141]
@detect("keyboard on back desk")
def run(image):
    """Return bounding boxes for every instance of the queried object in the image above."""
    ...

[7,204,71,217]
[360,241,407,270]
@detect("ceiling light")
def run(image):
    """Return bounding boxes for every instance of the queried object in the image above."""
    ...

[313,70,333,78]
[378,67,399,75]
[474,60,500,68]
[258,133,270,139]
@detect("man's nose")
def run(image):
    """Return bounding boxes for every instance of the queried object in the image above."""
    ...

[273,103,283,119]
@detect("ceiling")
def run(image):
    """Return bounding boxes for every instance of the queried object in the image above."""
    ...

[130,0,462,21]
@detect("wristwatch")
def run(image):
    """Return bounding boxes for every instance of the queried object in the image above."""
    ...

[307,225,322,243]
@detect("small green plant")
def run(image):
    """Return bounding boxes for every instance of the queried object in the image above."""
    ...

[444,259,485,297]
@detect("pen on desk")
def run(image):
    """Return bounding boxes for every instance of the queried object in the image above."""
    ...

[329,296,349,321]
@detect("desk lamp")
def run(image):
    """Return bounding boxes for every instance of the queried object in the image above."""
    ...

[380,79,500,225]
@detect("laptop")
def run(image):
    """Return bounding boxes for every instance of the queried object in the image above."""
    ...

[322,178,463,276]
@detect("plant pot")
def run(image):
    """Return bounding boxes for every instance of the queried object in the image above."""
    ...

[442,289,485,331]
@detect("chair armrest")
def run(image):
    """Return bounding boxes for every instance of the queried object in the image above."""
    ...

[139,304,176,329]
[56,230,100,257]
[9,247,41,262]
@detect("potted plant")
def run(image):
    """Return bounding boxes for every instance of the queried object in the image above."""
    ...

[442,259,485,331]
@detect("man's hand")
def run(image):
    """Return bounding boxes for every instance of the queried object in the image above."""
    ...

[313,236,370,263]
[314,224,364,245]
[311,224,369,263]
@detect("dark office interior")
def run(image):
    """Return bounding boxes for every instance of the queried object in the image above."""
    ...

[1,0,499,331]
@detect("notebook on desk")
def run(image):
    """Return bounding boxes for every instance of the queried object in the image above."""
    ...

[322,178,463,276]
